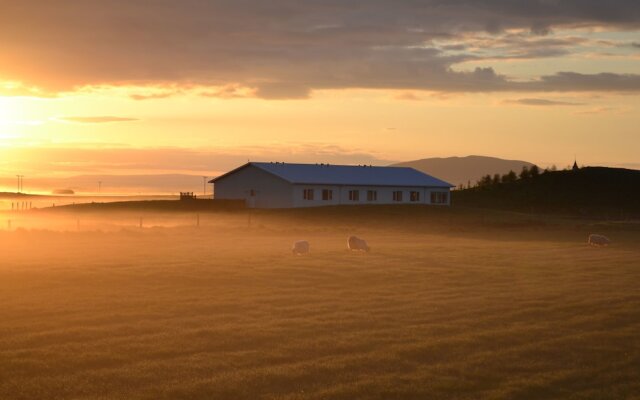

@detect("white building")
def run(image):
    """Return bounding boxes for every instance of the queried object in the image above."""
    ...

[209,162,453,209]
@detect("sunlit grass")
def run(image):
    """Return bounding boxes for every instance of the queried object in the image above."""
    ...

[0,210,638,399]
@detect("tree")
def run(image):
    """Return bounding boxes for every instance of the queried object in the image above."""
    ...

[529,165,540,177]
[493,174,501,185]
[502,170,517,183]
[478,174,493,188]
[519,166,531,179]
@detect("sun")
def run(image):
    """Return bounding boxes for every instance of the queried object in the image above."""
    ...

[0,97,17,126]
[0,97,25,145]
[0,96,40,131]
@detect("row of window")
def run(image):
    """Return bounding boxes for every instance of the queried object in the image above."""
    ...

[431,191,449,204]
[302,189,448,203]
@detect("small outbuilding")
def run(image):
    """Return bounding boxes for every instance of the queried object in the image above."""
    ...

[209,162,453,209]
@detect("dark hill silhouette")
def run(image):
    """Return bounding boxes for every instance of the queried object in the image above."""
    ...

[453,167,640,217]
[392,155,534,188]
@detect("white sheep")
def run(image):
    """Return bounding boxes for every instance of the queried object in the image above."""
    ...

[347,235,370,252]
[292,240,310,255]
[588,234,611,247]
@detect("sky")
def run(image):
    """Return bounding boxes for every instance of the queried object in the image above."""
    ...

[0,1,639,193]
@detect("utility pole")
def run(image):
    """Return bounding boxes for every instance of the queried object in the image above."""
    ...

[202,176,208,196]
[16,175,23,193]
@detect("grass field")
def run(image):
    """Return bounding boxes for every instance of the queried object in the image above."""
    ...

[1,207,639,399]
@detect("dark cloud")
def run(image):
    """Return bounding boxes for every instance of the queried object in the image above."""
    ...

[254,83,311,100]
[198,84,254,99]
[525,72,640,92]
[440,44,467,51]
[58,116,139,123]
[0,1,639,97]
[505,98,583,106]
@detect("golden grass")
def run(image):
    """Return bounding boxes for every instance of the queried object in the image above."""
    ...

[1,210,639,399]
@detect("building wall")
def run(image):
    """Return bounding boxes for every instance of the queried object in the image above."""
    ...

[214,165,451,208]
[213,165,294,208]
[292,185,450,207]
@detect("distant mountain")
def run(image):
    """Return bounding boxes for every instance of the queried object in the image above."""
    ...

[453,167,640,216]
[392,155,535,188]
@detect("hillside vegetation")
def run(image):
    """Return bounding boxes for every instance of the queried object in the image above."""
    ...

[454,167,640,217]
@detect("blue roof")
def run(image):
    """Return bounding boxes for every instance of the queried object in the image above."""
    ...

[212,162,453,187]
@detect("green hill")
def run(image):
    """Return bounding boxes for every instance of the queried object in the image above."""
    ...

[453,167,640,217]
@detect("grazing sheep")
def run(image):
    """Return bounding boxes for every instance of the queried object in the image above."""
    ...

[292,240,310,255]
[588,234,611,247]
[347,236,370,252]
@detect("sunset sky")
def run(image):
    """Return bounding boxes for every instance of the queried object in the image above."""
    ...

[1,1,639,193]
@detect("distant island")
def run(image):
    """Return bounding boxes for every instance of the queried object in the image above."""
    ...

[52,189,75,195]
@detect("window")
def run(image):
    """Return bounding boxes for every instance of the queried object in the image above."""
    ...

[393,191,403,202]
[322,189,333,201]
[348,190,360,201]
[410,191,420,202]
[303,188,314,200]
[430,191,449,204]
[367,190,377,201]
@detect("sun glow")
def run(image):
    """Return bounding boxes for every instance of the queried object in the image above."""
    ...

[0,96,26,127]
[0,97,12,124]
[0,97,25,147]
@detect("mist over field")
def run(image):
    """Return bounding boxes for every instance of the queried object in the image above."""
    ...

[1,207,639,399]
[2,0,640,397]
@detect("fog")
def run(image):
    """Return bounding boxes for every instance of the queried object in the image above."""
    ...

[1,205,639,398]
[0,195,176,212]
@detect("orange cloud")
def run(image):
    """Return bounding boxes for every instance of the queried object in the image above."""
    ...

[56,116,139,123]
[504,98,583,106]
[394,92,423,101]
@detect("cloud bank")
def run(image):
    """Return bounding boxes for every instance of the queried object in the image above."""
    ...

[1,1,639,98]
